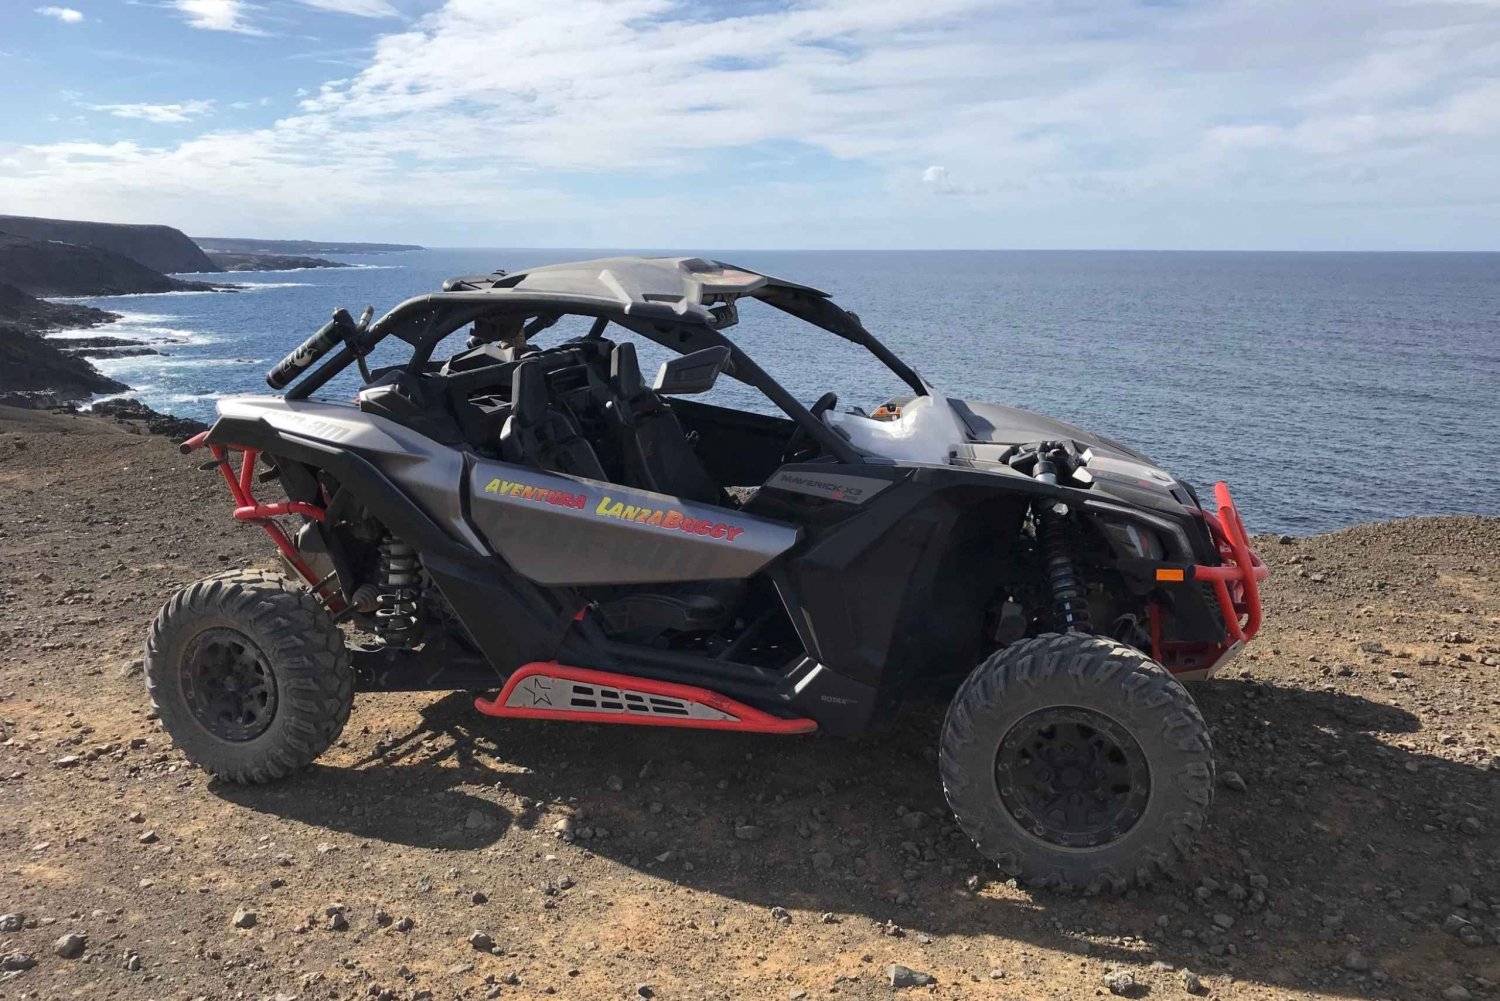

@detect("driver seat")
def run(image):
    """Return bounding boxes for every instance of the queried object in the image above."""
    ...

[608,343,723,505]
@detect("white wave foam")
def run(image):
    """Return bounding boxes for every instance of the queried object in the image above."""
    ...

[91,356,232,376]
[160,391,224,404]
[48,289,224,301]
[45,325,197,342]
[236,281,315,290]
[90,390,137,402]
[110,311,179,324]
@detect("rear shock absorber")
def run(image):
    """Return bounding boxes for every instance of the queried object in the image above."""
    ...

[1032,445,1092,634]
[374,535,421,647]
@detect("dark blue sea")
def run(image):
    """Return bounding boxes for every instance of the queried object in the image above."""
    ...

[49,249,1500,535]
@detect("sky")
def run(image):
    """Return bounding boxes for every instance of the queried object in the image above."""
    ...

[1,0,1497,249]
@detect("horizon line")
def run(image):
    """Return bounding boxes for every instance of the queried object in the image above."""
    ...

[393,245,1500,254]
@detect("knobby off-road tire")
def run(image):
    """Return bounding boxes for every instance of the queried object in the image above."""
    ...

[940,633,1213,892]
[145,569,353,783]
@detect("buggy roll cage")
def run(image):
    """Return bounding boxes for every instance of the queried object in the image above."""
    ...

[268,256,928,466]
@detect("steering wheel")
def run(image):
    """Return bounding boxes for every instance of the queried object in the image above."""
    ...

[782,391,838,463]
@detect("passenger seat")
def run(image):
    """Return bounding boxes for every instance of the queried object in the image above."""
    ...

[498,359,608,481]
[607,343,723,505]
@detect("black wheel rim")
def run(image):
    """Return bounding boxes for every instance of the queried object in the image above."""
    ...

[994,706,1150,848]
[180,628,278,742]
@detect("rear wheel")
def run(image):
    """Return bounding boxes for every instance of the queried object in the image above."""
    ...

[940,633,1213,891]
[145,570,352,783]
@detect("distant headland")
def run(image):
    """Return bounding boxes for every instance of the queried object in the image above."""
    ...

[194,236,423,256]
[0,213,423,406]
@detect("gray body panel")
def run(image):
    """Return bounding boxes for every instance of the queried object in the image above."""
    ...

[469,462,801,585]
[217,398,487,551]
[218,397,801,585]
[951,398,1151,462]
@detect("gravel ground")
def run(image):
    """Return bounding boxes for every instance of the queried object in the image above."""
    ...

[1,405,1496,1000]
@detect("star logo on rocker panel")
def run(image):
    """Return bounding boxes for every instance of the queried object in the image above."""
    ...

[522,678,553,707]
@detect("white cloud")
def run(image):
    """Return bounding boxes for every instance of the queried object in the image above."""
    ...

[7,0,1500,247]
[921,164,987,196]
[172,0,263,35]
[294,0,400,16]
[36,6,84,23]
[84,99,216,124]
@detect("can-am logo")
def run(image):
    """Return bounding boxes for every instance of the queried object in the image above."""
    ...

[279,414,350,440]
[484,478,587,510]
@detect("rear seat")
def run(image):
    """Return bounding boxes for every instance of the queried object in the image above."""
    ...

[497,359,607,481]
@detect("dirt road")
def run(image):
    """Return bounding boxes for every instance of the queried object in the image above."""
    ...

[1,405,1496,1000]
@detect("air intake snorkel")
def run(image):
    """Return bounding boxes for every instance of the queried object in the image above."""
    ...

[265,306,374,391]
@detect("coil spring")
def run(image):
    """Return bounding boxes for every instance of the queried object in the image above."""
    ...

[374,535,420,646]
[1040,510,1092,633]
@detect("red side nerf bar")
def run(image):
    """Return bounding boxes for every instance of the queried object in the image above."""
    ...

[1151,481,1269,677]
[180,431,333,597]
[475,662,817,735]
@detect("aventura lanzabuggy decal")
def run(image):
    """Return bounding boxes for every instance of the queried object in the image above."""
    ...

[483,479,745,542]
[594,496,745,541]
[484,479,587,510]
[469,462,796,585]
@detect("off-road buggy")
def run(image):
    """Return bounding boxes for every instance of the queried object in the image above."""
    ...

[151,256,1266,889]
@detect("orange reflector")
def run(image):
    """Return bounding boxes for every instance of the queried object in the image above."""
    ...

[1155,568,1186,582]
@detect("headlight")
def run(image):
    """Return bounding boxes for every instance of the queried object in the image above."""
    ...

[1102,521,1164,560]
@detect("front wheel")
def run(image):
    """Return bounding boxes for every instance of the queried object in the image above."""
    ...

[145,570,353,783]
[940,633,1213,891]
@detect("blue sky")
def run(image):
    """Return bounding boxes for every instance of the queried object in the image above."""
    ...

[2,0,1497,249]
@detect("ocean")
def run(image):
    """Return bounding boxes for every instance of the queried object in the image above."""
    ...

[49,248,1500,535]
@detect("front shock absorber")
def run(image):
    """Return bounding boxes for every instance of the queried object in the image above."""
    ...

[1039,509,1091,632]
[1032,445,1092,633]
[374,535,421,647]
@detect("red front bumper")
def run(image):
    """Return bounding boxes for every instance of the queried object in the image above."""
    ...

[1195,482,1268,645]
[1152,481,1269,678]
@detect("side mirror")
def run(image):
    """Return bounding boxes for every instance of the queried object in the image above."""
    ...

[653,346,731,396]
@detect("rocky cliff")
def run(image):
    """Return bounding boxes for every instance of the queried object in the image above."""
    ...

[0,282,119,332]
[0,233,220,297]
[0,323,128,401]
[0,215,219,273]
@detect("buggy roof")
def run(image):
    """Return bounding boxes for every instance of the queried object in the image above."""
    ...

[440,256,828,327]
[369,255,873,346]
